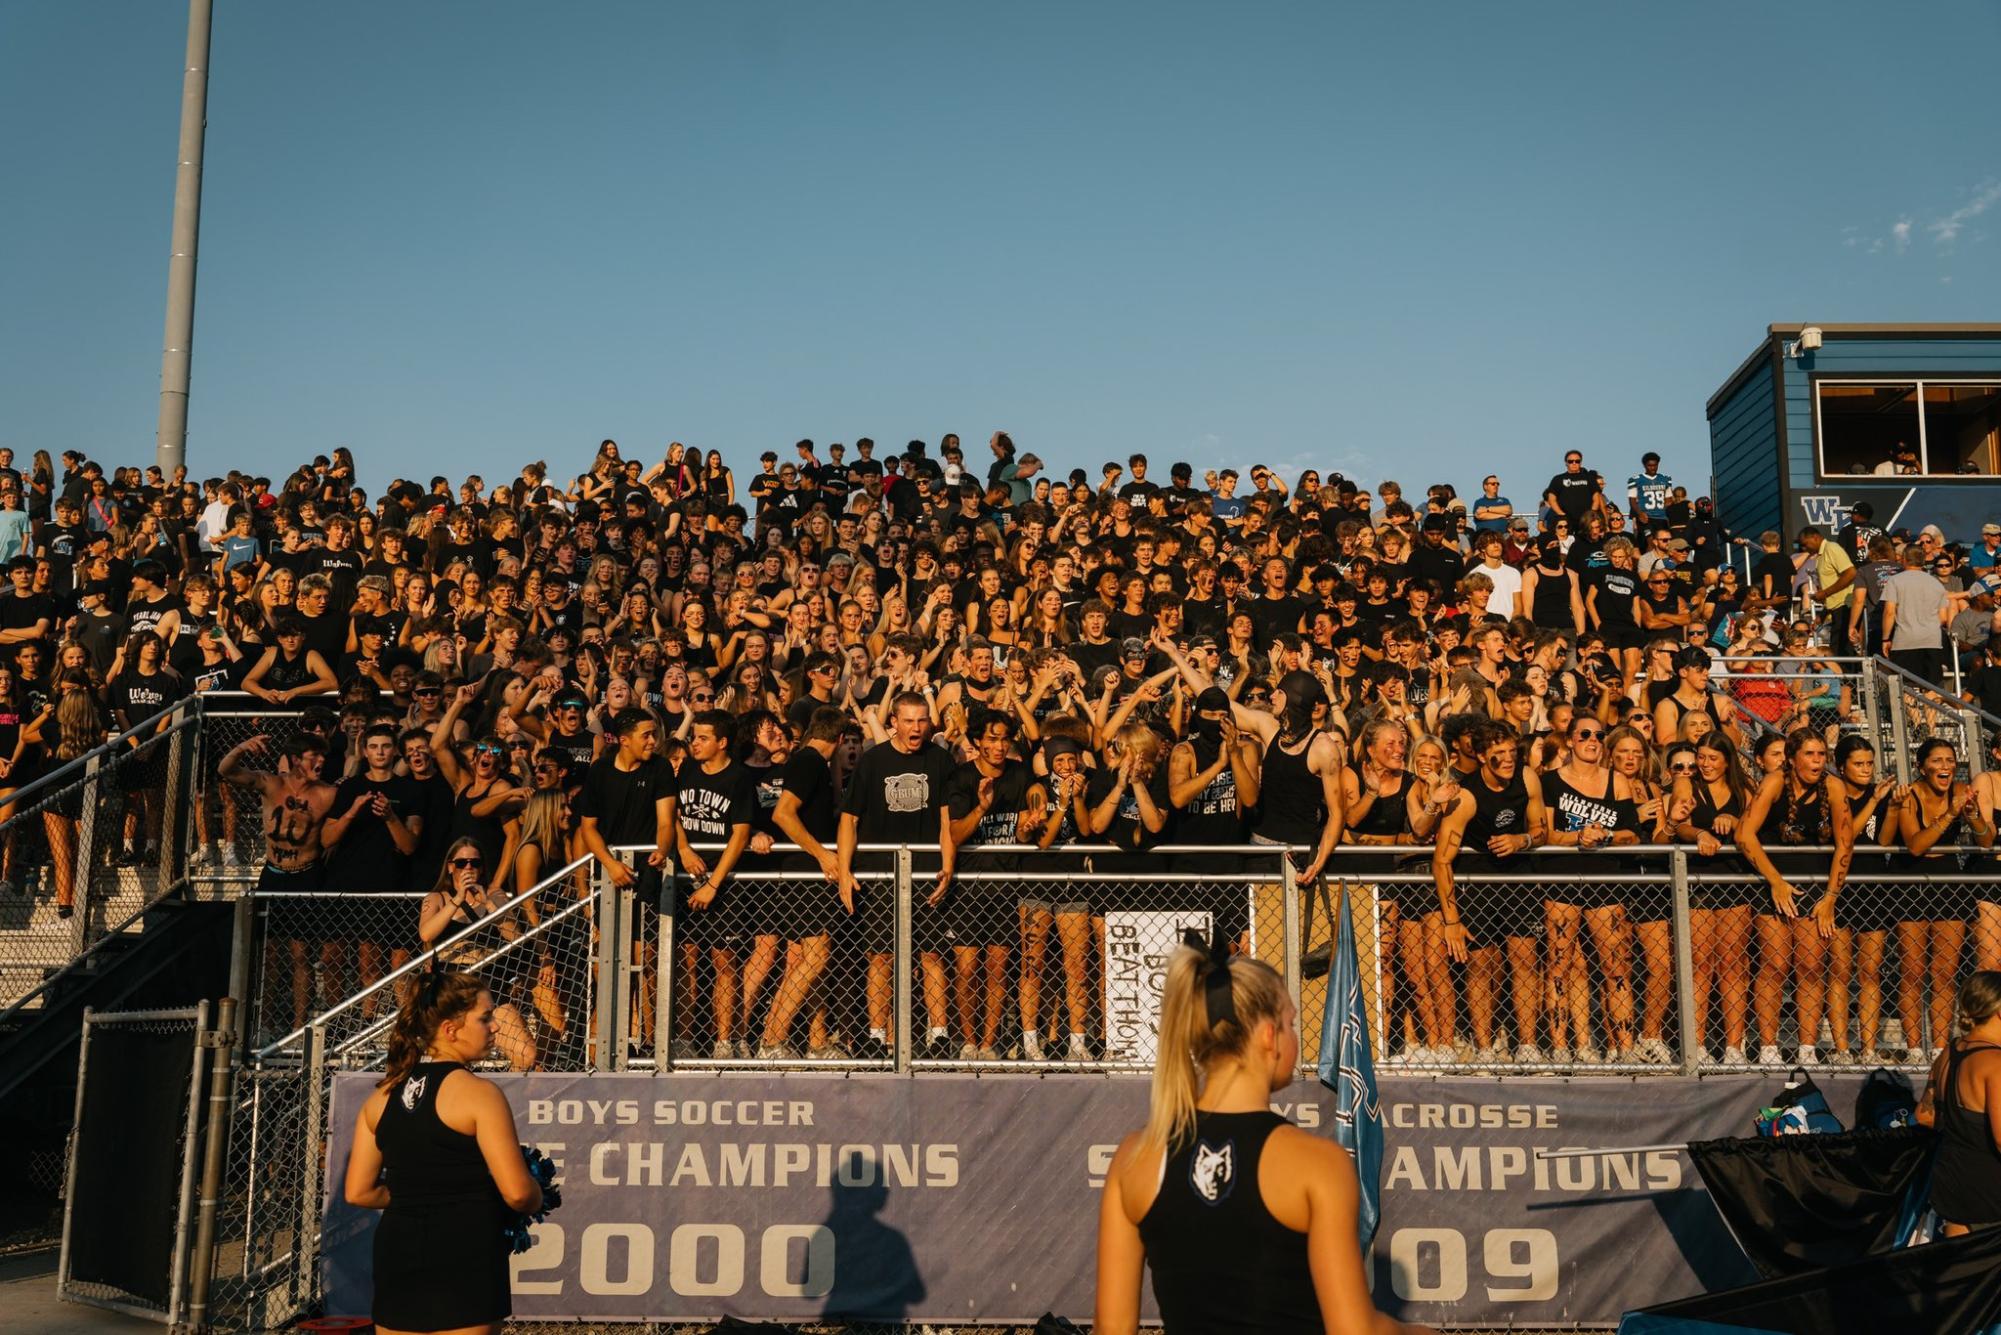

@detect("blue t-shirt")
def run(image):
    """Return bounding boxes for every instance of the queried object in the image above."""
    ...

[1472,495,1513,533]
[0,510,30,563]
[1970,543,2000,571]
[1627,471,1672,521]
[1210,495,1247,522]
[220,534,261,572]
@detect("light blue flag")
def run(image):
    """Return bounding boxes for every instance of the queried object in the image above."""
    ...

[1317,884,1383,1251]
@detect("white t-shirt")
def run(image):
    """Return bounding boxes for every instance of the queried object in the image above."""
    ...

[1479,559,1523,617]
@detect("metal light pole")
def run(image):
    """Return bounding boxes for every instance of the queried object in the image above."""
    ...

[155,0,214,478]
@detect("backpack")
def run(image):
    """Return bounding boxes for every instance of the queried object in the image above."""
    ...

[1755,1068,1844,1136]
[1854,1067,1918,1131]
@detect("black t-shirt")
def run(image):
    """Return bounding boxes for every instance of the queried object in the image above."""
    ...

[1405,544,1465,590]
[297,609,346,667]
[1545,469,1602,521]
[945,760,1034,850]
[1085,764,1170,851]
[842,740,954,844]
[0,592,56,660]
[780,746,840,845]
[575,755,675,849]
[324,772,420,893]
[1965,663,2001,719]
[43,523,89,592]
[675,760,757,843]
[1247,593,1307,643]
[312,547,365,613]
[404,771,457,890]
[1593,568,1640,628]
[109,665,187,727]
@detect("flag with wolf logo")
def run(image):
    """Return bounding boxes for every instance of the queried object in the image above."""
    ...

[1317,883,1382,1249]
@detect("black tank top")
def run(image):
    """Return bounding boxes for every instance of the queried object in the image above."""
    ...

[1686,780,1745,870]
[1348,769,1411,841]
[1530,560,1572,628]
[1769,777,1832,846]
[265,646,315,692]
[1461,770,1531,867]
[1932,1042,2001,1227]
[1137,1110,1320,1335]
[1910,786,1967,854]
[377,1062,505,1209]
[1661,690,1722,734]
[1256,734,1322,846]
[1543,766,1638,871]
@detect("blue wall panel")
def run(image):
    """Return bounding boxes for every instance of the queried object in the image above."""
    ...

[1706,358,1779,539]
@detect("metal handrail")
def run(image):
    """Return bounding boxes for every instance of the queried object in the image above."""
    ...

[0,697,198,816]
[329,888,601,1059]
[254,852,594,1057]
[1874,652,2001,730]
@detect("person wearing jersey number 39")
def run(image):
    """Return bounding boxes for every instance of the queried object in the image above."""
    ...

[1095,934,1434,1335]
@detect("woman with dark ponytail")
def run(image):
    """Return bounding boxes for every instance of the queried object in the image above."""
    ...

[342,970,541,1335]
[1095,936,1432,1335]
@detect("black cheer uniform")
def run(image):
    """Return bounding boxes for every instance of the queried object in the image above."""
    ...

[371,1062,511,1332]
[1137,1109,1320,1334]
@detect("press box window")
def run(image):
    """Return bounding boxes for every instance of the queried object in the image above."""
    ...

[1814,379,2001,477]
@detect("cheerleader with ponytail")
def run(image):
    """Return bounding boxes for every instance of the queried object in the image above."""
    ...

[1094,932,1433,1335]
[342,970,541,1335]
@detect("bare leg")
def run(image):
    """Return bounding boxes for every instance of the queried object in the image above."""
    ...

[1055,913,1091,1040]
[1930,921,1968,1053]
[1896,921,1927,1053]
[1544,903,1581,1051]
[1855,930,1885,1054]
[1753,914,1791,1050]
[1018,906,1052,1036]
[1506,936,1541,1054]
[764,935,829,1048]
[1976,902,2001,971]
[1791,918,1828,1054]
[1637,920,1673,1047]
[1825,929,1854,1056]
[919,951,951,1036]
[1717,907,1753,1052]
[711,949,739,1047]
[1467,947,1500,1052]
[737,934,781,1037]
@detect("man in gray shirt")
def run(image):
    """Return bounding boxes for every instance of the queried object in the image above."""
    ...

[1880,545,1951,685]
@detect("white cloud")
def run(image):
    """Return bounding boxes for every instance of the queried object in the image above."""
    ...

[1930,180,2001,245]
[1891,219,1912,251]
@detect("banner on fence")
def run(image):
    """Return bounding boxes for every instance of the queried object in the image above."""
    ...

[1101,908,1208,1062]
[322,1071,1900,1326]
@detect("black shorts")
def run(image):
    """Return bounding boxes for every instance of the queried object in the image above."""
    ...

[943,886,1016,949]
[1601,625,1647,652]
[1891,861,1975,924]
[1441,856,1541,946]
[259,860,329,945]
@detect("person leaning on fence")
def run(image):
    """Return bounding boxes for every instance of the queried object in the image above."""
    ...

[668,709,758,1059]
[18,670,104,920]
[342,969,542,1335]
[1822,735,1901,1063]
[755,703,848,1060]
[1430,718,1546,1064]
[573,708,675,1052]
[1736,728,1856,1066]
[1095,935,1436,1335]
[1540,711,1642,1065]
[1916,970,2001,1236]
[1979,747,2001,972]
[1897,738,1995,1061]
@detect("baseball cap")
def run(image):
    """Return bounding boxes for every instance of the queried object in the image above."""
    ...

[1120,637,1150,660]
[1983,523,2000,537]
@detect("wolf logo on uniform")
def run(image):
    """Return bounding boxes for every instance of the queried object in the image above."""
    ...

[1190,1138,1235,1204]
[400,1075,427,1111]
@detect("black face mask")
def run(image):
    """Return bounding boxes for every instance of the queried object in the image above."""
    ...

[1191,714,1225,742]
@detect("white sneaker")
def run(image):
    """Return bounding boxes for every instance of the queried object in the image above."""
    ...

[1857,1048,1882,1067]
[1510,1042,1540,1065]
[1902,1048,1928,1066]
[1796,1045,1819,1067]
[755,1043,798,1061]
[219,846,243,870]
[1575,1044,1604,1064]
[1549,1045,1572,1064]
[1635,1038,1673,1065]
[958,1042,979,1061]
[1020,1033,1046,1062]
[1756,1045,1783,1066]
[806,1041,850,1061]
[976,1045,999,1062]
[1882,1020,1907,1051]
[1721,1044,1747,1065]
[710,1039,734,1060]
[1067,1033,1091,1060]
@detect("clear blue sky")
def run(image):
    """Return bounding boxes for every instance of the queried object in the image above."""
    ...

[5,2,1997,500]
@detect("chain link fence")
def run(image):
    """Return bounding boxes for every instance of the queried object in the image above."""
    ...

[0,702,200,1017]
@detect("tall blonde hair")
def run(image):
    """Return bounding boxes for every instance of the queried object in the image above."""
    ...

[1143,944,1288,1153]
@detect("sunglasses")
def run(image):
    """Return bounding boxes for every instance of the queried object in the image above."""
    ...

[475,743,505,757]
[690,692,714,702]
[1573,727,1605,740]
[450,857,484,870]
[1670,761,1696,773]
[414,687,441,697]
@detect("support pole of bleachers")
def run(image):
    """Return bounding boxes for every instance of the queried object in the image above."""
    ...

[295,1022,325,1311]
[894,847,913,1075]
[1671,851,1699,1075]
[1281,856,1301,1025]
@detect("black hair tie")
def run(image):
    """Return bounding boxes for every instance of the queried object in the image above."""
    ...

[1184,925,1238,1028]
